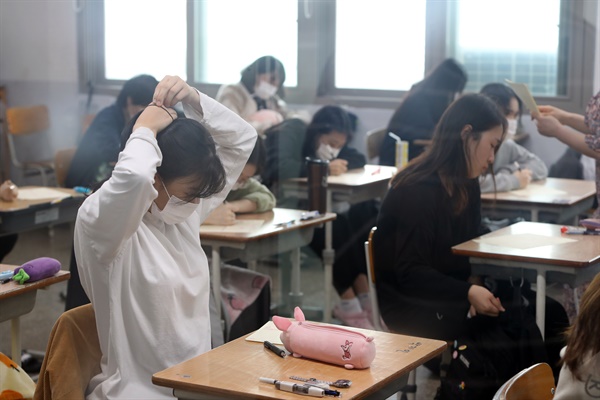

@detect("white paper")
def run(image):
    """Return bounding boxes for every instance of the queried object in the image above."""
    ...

[200,219,264,233]
[17,188,71,201]
[475,233,575,250]
[505,79,540,115]
[245,321,283,344]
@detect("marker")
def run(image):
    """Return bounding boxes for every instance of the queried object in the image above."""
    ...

[561,226,600,235]
[274,220,296,229]
[264,341,286,358]
[259,378,325,397]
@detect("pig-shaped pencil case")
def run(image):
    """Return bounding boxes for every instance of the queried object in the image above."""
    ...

[272,306,376,369]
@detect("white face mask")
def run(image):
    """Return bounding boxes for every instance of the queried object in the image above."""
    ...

[316,143,341,161]
[152,179,198,225]
[254,80,278,100]
[506,119,518,139]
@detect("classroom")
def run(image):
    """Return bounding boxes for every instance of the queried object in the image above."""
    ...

[1,1,599,399]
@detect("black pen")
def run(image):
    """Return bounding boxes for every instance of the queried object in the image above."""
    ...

[264,341,286,358]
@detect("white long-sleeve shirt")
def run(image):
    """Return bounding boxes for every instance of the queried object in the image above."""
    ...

[554,347,600,400]
[74,92,256,399]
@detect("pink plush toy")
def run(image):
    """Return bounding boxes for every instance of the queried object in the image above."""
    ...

[272,307,376,369]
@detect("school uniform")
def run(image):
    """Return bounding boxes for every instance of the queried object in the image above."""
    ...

[74,93,256,399]
[554,347,600,400]
[374,172,481,339]
[479,139,548,193]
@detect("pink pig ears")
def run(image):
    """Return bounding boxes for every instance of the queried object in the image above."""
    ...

[293,306,306,321]
[272,316,292,331]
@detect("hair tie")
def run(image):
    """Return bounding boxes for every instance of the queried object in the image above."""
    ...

[148,103,175,121]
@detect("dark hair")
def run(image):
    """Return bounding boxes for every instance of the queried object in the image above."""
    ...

[120,112,226,202]
[302,105,354,158]
[116,74,159,109]
[240,56,286,98]
[480,83,523,119]
[391,94,506,214]
[562,273,600,381]
[247,135,266,175]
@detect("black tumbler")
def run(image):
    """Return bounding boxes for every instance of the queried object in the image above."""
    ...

[306,157,329,214]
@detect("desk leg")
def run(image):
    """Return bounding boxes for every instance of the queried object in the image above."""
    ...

[211,247,222,322]
[531,208,539,222]
[11,317,21,367]
[536,271,546,339]
[288,247,303,308]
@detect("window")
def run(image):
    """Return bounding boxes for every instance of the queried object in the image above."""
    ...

[79,0,594,110]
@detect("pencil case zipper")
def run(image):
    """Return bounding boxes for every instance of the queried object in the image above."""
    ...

[299,322,369,340]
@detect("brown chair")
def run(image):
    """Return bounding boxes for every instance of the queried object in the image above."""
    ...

[34,304,102,400]
[493,363,555,400]
[54,147,77,188]
[365,127,387,161]
[5,105,55,185]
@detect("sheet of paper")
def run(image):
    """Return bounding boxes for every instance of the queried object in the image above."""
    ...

[200,219,264,233]
[17,188,71,201]
[510,185,567,198]
[475,233,575,250]
[245,321,283,344]
[505,79,540,115]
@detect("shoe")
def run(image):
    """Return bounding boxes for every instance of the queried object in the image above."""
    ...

[333,305,375,330]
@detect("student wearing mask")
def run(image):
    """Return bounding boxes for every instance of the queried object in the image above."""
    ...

[479,83,548,193]
[216,55,287,135]
[379,58,468,165]
[74,75,256,398]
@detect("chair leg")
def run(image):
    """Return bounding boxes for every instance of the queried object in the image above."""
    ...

[397,370,417,400]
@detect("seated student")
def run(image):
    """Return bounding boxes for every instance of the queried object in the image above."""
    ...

[0,180,19,262]
[479,83,548,193]
[263,105,378,329]
[203,136,275,225]
[379,58,468,165]
[216,55,287,135]
[74,75,256,398]
[553,272,600,400]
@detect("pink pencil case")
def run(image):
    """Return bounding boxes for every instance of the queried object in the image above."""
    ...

[272,307,376,369]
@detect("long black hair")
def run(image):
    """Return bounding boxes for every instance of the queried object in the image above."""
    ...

[240,56,286,98]
[302,105,354,158]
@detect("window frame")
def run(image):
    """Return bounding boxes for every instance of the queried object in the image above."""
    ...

[77,0,595,112]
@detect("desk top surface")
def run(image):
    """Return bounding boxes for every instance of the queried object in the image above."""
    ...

[200,208,336,243]
[0,186,82,212]
[286,165,397,188]
[480,178,595,206]
[153,328,446,399]
[0,269,70,300]
[452,221,600,267]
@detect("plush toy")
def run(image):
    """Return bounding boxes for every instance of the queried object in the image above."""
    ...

[12,257,61,284]
[272,307,376,369]
[0,352,36,400]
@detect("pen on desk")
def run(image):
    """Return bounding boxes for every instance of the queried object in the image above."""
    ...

[259,377,325,397]
[274,220,296,228]
[264,341,286,358]
[371,167,381,175]
[561,226,600,235]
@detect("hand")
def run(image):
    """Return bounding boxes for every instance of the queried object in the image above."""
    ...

[133,104,177,136]
[538,105,569,123]
[533,114,563,138]
[467,285,505,317]
[152,75,197,108]
[204,203,236,225]
[514,168,532,189]
[0,180,18,201]
[328,159,348,176]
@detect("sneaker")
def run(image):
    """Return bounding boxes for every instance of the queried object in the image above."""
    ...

[333,305,375,330]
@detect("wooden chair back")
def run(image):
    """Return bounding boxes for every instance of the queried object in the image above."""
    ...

[494,363,555,400]
[54,147,77,187]
[365,128,387,160]
[6,105,49,136]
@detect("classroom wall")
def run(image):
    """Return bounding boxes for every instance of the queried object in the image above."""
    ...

[0,0,596,183]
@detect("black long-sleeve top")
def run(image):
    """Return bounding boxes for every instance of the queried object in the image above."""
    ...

[373,172,482,338]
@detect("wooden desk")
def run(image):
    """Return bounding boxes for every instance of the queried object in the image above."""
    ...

[0,269,70,366]
[201,208,336,319]
[153,328,446,400]
[281,165,396,322]
[481,178,595,223]
[0,186,84,236]
[452,221,600,338]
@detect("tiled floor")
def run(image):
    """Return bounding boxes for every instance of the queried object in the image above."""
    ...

[0,223,462,399]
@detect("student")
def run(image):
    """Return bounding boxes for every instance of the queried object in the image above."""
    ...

[534,91,600,215]
[553,272,600,400]
[0,180,19,262]
[65,74,158,189]
[373,94,506,340]
[216,55,287,135]
[203,136,275,225]
[379,58,468,165]
[264,105,378,329]
[479,83,548,193]
[74,75,256,398]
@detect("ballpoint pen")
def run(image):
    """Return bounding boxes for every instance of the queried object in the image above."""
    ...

[259,378,325,397]
[264,341,286,358]
[274,220,296,228]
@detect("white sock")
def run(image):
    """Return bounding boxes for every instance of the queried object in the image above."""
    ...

[339,297,362,314]
[357,292,372,312]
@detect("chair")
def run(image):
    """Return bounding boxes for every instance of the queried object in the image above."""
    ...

[365,127,387,161]
[54,147,77,187]
[34,304,101,400]
[493,363,555,400]
[5,105,55,186]
[364,226,417,400]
